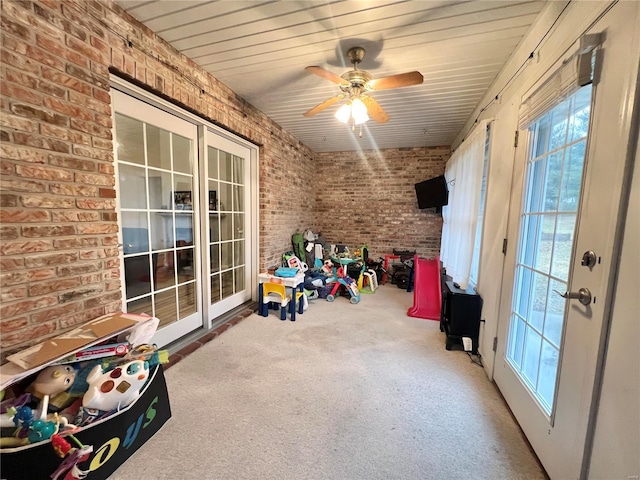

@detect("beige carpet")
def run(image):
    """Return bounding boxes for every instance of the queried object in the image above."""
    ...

[109,285,547,480]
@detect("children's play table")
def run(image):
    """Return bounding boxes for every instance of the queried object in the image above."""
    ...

[258,271,305,321]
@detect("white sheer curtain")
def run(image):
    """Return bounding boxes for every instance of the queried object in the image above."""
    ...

[440,120,488,290]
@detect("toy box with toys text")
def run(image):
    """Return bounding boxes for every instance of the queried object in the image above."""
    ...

[0,312,172,480]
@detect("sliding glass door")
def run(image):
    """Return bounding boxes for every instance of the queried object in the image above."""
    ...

[112,87,258,347]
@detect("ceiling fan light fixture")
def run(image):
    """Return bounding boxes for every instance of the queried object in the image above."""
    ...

[351,98,369,125]
[335,103,351,124]
[335,98,369,126]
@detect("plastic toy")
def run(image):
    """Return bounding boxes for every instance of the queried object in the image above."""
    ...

[0,435,29,448]
[286,255,308,272]
[124,344,169,366]
[50,434,93,480]
[1,405,31,446]
[29,365,77,420]
[27,418,57,443]
[326,267,360,304]
[51,433,73,457]
[12,405,34,431]
[1,405,59,446]
[82,359,150,412]
[321,259,334,275]
[407,256,442,320]
[0,393,32,430]
[353,246,378,294]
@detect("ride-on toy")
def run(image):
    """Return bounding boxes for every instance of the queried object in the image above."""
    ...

[326,267,360,304]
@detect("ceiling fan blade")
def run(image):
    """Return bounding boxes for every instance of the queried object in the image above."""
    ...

[303,94,345,117]
[360,96,389,124]
[305,66,349,85]
[367,71,423,91]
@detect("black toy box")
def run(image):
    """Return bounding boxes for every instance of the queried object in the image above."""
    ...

[0,364,171,480]
[0,313,171,479]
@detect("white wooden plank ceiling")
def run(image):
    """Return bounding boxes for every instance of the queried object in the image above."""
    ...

[116,0,545,152]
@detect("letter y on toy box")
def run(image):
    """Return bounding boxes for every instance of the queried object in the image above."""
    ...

[0,364,171,480]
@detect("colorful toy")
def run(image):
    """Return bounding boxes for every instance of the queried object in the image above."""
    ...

[82,359,150,412]
[0,405,35,442]
[27,418,57,443]
[51,433,73,457]
[1,405,60,446]
[326,267,361,304]
[286,255,308,272]
[321,259,334,275]
[356,246,378,294]
[12,405,34,433]
[124,344,168,362]
[50,434,93,480]
[56,341,130,363]
[29,365,77,420]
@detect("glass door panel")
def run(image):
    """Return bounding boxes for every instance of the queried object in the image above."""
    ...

[506,85,592,414]
[113,90,201,347]
[206,141,251,318]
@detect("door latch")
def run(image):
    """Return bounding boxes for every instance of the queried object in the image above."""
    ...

[554,287,592,306]
[581,250,597,268]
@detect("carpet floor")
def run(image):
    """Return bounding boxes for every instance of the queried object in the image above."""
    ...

[109,285,547,480]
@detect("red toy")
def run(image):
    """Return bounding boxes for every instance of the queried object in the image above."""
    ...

[326,268,360,304]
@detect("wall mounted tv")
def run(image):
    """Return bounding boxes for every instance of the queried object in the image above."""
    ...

[415,175,449,209]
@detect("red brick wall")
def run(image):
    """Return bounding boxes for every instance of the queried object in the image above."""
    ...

[0,0,315,356]
[314,147,450,260]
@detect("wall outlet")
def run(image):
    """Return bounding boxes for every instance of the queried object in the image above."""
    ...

[462,337,473,352]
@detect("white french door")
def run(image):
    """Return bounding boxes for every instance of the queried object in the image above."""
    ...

[204,134,254,319]
[112,90,202,347]
[505,84,593,415]
[494,3,640,478]
[112,88,259,347]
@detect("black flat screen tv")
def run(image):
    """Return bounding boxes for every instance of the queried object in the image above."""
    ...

[415,175,449,209]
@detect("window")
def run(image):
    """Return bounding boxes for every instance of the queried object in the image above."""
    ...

[440,120,489,289]
[469,124,491,287]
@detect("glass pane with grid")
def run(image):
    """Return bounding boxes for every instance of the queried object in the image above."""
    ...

[208,148,246,304]
[115,114,198,328]
[506,85,592,415]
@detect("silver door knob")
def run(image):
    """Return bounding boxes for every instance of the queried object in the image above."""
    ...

[554,287,592,306]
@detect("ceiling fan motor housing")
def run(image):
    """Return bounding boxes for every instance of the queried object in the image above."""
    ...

[341,47,372,90]
[340,70,372,90]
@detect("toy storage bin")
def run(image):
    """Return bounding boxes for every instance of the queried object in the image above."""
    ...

[0,364,171,480]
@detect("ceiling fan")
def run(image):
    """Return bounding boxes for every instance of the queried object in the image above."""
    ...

[303,46,423,124]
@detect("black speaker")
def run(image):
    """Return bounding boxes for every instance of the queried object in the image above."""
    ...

[441,281,483,353]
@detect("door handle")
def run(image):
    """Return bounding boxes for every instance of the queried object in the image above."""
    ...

[554,287,592,306]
